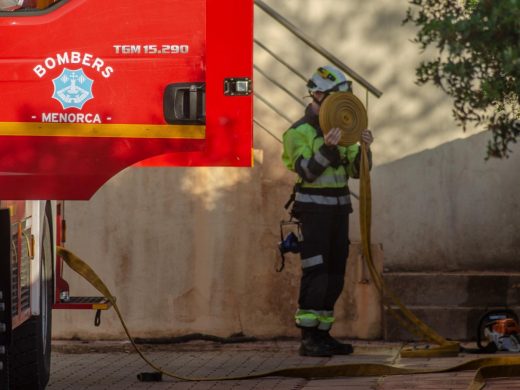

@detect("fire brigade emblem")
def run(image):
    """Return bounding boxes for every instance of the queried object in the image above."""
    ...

[52,68,94,109]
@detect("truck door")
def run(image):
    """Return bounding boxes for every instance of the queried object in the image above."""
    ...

[0,0,253,200]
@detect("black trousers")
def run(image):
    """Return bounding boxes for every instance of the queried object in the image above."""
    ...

[298,206,350,311]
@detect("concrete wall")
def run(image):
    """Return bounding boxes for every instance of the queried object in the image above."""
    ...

[369,132,520,272]
[53,1,519,340]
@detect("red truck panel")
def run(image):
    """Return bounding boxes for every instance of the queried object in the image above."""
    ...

[0,0,253,200]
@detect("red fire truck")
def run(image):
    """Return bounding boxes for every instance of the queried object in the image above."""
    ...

[0,0,253,388]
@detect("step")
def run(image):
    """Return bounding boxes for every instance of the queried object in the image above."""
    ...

[53,296,112,310]
[383,305,520,341]
[382,272,520,341]
[383,272,520,307]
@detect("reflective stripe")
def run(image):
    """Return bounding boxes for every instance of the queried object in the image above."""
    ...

[295,193,350,206]
[0,122,205,139]
[295,309,335,329]
[318,321,333,330]
[299,159,318,181]
[311,173,346,187]
[321,310,334,317]
[318,311,335,330]
[313,149,330,167]
[295,309,320,327]
[301,254,323,269]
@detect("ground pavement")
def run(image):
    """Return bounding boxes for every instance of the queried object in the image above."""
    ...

[48,340,520,389]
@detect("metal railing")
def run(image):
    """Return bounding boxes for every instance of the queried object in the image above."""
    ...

[254,0,383,98]
[253,0,383,145]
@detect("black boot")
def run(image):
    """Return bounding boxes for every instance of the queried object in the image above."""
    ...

[299,328,333,357]
[317,330,353,355]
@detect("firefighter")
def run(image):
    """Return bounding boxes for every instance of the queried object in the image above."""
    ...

[282,65,373,356]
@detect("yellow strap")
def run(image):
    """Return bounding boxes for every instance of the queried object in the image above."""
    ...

[56,248,520,387]
[358,143,456,354]
[0,122,205,139]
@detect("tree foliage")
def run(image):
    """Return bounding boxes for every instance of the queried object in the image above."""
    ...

[404,0,520,158]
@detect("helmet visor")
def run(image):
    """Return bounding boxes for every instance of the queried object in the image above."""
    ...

[307,66,352,93]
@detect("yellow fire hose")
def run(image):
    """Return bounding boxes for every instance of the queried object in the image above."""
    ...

[54,247,520,388]
[359,141,460,358]
[320,92,460,357]
[53,92,520,388]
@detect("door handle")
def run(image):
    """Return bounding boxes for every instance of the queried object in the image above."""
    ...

[163,82,205,125]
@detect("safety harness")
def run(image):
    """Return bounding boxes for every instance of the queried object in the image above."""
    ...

[277,183,301,272]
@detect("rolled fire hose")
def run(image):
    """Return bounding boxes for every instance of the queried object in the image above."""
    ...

[319,91,367,147]
[54,92,520,388]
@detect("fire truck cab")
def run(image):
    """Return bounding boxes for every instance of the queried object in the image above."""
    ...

[0,0,253,387]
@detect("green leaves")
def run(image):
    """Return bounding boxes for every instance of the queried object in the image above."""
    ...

[404,0,520,158]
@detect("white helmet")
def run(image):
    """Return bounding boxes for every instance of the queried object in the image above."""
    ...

[306,65,352,94]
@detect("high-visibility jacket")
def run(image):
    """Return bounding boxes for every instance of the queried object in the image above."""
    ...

[282,105,370,212]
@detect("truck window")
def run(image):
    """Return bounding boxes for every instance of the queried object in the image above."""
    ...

[0,0,61,11]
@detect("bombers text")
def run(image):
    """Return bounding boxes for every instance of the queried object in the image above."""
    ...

[33,51,114,78]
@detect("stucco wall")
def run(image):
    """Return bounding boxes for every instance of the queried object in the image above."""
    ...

[53,156,385,340]
[253,0,481,166]
[53,1,519,339]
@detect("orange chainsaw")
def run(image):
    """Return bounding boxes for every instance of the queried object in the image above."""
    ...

[476,310,520,352]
